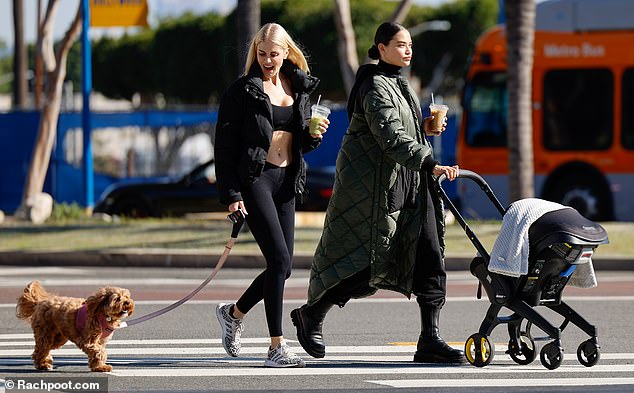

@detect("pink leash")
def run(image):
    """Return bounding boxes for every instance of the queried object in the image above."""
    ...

[118,210,246,329]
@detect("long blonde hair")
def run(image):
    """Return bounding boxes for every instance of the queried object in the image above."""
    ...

[243,23,309,76]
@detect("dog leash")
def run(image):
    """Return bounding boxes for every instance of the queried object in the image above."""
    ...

[118,209,246,329]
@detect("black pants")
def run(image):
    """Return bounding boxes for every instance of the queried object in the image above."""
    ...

[412,184,447,309]
[236,163,295,337]
[321,185,447,309]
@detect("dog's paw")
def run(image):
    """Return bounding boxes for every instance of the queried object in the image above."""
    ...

[91,364,113,372]
[35,363,53,371]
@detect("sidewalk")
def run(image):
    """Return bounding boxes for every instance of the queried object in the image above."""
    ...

[0,249,631,271]
[0,212,630,270]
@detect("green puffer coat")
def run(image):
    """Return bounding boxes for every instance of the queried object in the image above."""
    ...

[307,69,445,304]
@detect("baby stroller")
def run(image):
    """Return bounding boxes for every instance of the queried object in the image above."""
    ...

[436,170,609,370]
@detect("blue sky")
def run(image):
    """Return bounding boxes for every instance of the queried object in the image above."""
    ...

[0,0,457,49]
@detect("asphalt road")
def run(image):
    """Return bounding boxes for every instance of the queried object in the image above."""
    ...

[2,266,634,393]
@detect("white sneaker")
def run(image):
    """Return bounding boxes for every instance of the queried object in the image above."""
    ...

[216,303,244,357]
[265,341,305,368]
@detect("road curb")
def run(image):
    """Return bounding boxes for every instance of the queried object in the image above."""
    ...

[0,251,630,271]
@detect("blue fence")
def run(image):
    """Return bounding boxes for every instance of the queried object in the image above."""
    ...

[0,110,217,213]
[0,109,457,214]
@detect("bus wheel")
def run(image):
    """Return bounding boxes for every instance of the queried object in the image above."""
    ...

[543,173,613,221]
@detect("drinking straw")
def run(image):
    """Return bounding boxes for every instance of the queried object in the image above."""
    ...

[316,94,322,106]
[431,92,435,105]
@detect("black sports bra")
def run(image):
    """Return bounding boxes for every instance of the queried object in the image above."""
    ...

[272,104,295,131]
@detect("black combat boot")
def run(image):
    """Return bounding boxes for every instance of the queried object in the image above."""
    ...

[413,305,465,363]
[290,298,334,358]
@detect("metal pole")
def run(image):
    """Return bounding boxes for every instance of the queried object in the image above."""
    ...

[81,0,94,212]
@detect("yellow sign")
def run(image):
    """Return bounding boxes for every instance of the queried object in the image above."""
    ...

[90,0,149,27]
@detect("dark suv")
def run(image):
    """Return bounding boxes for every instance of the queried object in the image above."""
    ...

[94,160,334,218]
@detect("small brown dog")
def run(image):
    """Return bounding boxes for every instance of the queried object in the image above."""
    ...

[16,280,134,372]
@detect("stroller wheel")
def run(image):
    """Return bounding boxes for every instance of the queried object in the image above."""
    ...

[540,342,564,370]
[465,333,494,367]
[577,339,600,367]
[508,334,536,365]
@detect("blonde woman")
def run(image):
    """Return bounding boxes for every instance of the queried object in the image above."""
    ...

[214,23,328,368]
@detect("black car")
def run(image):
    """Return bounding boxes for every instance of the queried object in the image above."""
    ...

[94,160,334,218]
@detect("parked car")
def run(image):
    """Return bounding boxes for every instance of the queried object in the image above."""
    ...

[94,160,334,218]
[298,165,335,211]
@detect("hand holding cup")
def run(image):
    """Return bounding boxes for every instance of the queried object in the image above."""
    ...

[425,103,449,136]
[309,104,330,138]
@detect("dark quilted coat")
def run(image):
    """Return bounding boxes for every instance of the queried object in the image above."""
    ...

[307,67,444,304]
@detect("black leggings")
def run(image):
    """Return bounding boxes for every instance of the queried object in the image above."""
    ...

[235,163,295,337]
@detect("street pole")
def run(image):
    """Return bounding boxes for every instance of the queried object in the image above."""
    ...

[81,0,94,212]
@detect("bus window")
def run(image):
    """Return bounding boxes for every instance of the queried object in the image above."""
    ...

[463,72,507,147]
[543,69,613,151]
[622,68,634,149]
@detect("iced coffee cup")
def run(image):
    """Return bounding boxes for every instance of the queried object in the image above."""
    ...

[309,104,330,137]
[428,103,449,134]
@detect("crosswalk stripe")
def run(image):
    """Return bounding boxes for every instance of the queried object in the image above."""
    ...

[367,377,634,388]
[4,356,633,369]
[3,337,634,361]
[0,334,33,339]
[8,341,634,363]
[0,338,271,346]
[3,335,634,389]
[105,363,634,377]
[1,345,424,356]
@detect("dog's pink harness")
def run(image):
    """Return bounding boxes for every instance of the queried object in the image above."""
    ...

[75,304,115,338]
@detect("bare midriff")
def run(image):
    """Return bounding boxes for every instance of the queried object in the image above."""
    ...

[266,130,293,167]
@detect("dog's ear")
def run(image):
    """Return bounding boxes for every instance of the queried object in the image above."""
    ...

[85,287,110,317]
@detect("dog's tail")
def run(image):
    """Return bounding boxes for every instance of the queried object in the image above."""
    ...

[16,281,49,320]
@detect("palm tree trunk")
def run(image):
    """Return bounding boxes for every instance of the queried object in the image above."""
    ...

[12,0,27,109]
[236,0,260,75]
[333,0,358,94]
[389,0,413,24]
[505,0,535,202]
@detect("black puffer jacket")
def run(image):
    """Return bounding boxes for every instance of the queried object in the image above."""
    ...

[214,60,320,205]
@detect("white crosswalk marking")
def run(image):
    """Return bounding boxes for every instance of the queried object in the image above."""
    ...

[2,336,634,388]
[369,378,634,388]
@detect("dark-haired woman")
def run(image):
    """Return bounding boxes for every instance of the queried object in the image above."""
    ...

[291,22,462,364]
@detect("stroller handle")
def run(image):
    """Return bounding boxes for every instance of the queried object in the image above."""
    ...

[436,169,506,216]
[437,169,484,187]
[435,169,507,262]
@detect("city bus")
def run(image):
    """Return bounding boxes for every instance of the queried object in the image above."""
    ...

[457,0,634,221]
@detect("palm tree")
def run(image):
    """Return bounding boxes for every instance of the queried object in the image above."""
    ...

[333,0,359,94]
[505,0,535,202]
[236,0,260,75]
[12,0,27,109]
